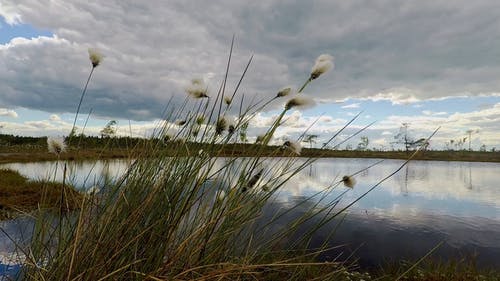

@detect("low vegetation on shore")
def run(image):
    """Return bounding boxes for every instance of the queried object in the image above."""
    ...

[0,137,500,164]
[1,136,499,164]
[0,169,81,220]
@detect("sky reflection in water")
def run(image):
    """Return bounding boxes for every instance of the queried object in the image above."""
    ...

[1,158,499,268]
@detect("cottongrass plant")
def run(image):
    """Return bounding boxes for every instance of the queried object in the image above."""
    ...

[47,137,66,156]
[341,175,356,188]
[70,48,103,139]
[276,86,292,98]
[283,140,302,155]
[186,78,209,99]
[22,45,394,280]
[298,54,334,92]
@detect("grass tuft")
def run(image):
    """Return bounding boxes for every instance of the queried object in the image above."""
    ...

[0,169,81,220]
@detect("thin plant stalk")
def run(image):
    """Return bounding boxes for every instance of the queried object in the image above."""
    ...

[70,66,95,140]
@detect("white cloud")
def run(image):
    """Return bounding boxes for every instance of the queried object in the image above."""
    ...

[319,116,333,123]
[250,113,275,128]
[1,100,498,151]
[0,4,21,25]
[422,110,447,116]
[373,103,500,149]
[0,108,18,118]
[372,138,386,146]
[0,117,161,138]
[49,114,61,121]
[364,89,421,105]
[0,0,499,149]
[341,103,360,109]
[0,0,499,123]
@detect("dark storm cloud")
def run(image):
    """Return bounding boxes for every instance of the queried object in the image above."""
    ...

[0,0,499,120]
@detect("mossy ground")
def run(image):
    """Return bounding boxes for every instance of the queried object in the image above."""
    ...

[0,168,82,220]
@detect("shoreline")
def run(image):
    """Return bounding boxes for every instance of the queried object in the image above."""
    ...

[1,146,500,164]
[1,143,500,164]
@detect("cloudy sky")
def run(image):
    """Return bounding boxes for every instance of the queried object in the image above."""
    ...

[0,1,499,150]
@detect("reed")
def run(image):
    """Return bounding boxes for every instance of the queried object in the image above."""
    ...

[19,44,388,280]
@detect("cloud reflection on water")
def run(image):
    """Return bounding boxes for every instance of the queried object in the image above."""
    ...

[1,157,499,269]
[2,158,499,220]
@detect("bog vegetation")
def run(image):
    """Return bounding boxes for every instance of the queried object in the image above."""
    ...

[1,42,498,281]
[18,43,372,281]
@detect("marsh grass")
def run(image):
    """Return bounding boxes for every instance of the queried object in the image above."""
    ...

[0,169,81,220]
[376,257,500,281]
[11,42,446,281]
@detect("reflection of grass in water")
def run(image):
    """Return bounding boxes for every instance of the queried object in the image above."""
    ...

[0,169,81,220]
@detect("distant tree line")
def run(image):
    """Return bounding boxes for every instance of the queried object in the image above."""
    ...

[0,133,148,149]
[0,134,47,147]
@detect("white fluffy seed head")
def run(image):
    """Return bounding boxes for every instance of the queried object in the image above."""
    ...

[276,87,292,98]
[185,78,209,98]
[215,116,228,135]
[47,137,66,155]
[310,54,334,80]
[283,140,302,155]
[226,117,236,134]
[285,96,316,110]
[88,48,103,68]
[342,175,356,188]
[175,119,186,126]
[224,96,232,105]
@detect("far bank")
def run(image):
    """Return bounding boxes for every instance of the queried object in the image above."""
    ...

[1,142,499,164]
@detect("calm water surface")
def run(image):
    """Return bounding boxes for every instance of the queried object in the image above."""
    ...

[1,158,499,269]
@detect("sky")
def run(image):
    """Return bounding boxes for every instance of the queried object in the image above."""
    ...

[0,1,499,150]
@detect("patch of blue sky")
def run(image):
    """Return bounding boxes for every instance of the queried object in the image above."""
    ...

[418,95,500,114]
[312,95,500,121]
[313,100,419,121]
[0,18,52,44]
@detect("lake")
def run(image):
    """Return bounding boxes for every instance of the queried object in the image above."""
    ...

[1,158,499,270]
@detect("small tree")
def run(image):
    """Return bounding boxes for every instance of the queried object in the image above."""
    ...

[100,120,117,138]
[466,129,479,151]
[303,134,318,149]
[393,123,413,152]
[356,136,369,151]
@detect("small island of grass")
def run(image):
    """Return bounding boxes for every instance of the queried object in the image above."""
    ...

[0,169,82,220]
